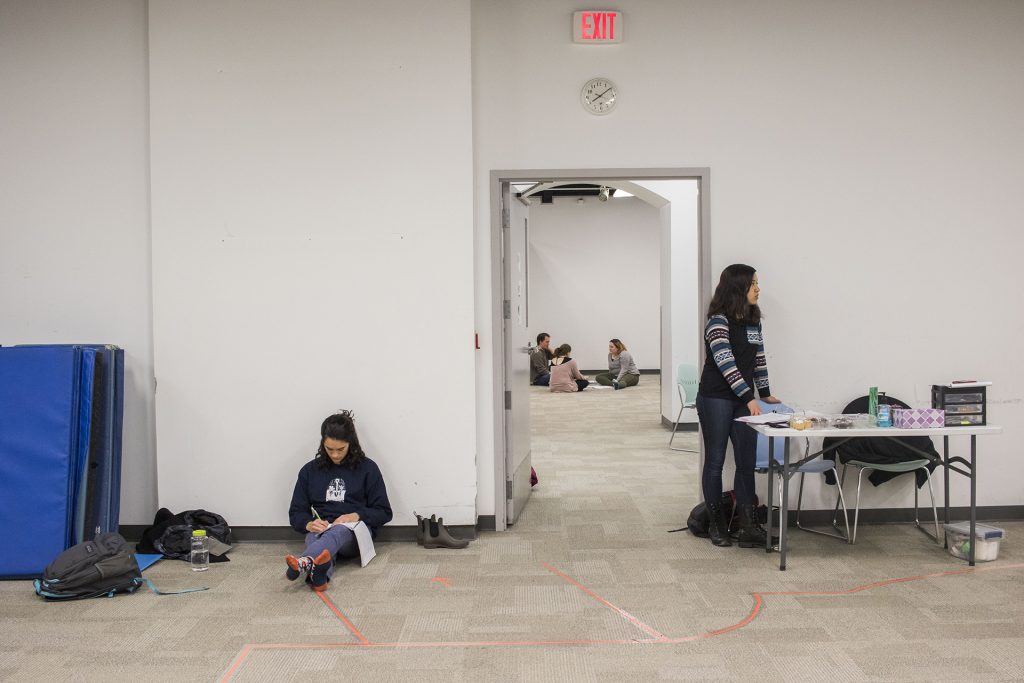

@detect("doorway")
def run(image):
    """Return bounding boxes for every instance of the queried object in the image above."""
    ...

[490,168,712,531]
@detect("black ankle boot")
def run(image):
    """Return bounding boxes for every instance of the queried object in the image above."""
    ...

[737,504,777,548]
[706,501,732,547]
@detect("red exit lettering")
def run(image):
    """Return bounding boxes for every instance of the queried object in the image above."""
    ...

[581,11,616,40]
[574,11,621,43]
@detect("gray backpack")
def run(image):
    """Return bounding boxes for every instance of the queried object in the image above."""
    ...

[34,533,143,600]
[33,532,208,601]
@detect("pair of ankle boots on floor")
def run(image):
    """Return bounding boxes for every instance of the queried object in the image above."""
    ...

[416,514,470,549]
[706,501,776,548]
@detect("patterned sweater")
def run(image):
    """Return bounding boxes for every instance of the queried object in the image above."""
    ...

[698,314,771,403]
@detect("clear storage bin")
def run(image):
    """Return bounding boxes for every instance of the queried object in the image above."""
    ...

[944,522,1004,562]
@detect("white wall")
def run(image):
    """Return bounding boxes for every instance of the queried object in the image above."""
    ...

[473,0,1024,515]
[634,180,700,425]
[527,196,660,371]
[0,0,157,525]
[148,2,476,526]
[4,1,1022,528]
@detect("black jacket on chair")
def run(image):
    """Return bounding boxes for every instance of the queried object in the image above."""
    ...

[822,396,939,488]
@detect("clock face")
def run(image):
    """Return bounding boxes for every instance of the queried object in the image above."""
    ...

[581,77,617,115]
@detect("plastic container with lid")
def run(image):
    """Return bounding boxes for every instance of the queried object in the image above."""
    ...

[944,522,1004,562]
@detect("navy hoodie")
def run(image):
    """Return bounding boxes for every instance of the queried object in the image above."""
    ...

[288,456,392,535]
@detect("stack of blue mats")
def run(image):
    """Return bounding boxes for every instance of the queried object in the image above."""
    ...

[0,345,124,579]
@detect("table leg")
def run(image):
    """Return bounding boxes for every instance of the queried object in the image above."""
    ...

[943,435,950,526]
[970,435,976,567]
[780,437,790,571]
[766,436,774,554]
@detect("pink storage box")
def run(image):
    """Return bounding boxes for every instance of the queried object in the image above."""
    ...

[892,408,945,429]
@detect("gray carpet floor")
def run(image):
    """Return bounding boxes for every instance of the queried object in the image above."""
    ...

[2,380,1022,682]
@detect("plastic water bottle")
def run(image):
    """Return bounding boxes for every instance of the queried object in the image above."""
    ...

[190,529,209,572]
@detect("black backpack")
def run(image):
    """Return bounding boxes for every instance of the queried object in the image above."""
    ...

[138,508,232,561]
[685,491,766,538]
[34,533,144,601]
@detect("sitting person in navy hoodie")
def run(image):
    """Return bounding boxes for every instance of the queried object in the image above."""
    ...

[286,410,392,590]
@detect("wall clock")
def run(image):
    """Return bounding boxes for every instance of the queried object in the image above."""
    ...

[580,77,617,115]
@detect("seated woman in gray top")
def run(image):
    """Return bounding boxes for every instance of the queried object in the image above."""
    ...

[595,338,640,390]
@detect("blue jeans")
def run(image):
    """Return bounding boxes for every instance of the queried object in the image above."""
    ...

[303,525,359,579]
[696,394,758,506]
[533,372,550,386]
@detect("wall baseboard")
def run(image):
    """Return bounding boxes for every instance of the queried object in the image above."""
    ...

[120,507,1021,543]
[661,415,698,431]
[120,518,497,543]
[580,369,660,376]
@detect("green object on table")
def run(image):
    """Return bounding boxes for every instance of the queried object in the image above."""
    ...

[868,386,878,417]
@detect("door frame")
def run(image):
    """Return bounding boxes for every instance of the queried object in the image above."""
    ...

[489,167,712,531]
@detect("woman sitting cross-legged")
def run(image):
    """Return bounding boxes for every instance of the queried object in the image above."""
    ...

[595,338,640,390]
[549,344,589,393]
[286,410,392,591]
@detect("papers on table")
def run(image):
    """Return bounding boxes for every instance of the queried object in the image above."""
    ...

[946,381,992,388]
[734,412,790,424]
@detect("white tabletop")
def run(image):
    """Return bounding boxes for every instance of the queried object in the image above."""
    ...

[747,423,1002,438]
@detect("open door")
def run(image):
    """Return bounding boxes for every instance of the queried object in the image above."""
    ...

[502,184,532,525]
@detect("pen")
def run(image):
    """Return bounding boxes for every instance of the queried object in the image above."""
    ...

[311,507,322,520]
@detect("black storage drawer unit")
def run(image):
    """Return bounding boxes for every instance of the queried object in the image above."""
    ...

[932,385,986,426]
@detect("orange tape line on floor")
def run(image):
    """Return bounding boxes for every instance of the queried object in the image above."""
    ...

[220,561,1024,682]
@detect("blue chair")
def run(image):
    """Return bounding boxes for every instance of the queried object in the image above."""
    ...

[668,364,698,452]
[754,402,850,543]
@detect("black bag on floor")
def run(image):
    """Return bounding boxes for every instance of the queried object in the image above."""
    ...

[137,508,232,562]
[34,533,143,600]
[686,491,767,538]
[686,502,711,537]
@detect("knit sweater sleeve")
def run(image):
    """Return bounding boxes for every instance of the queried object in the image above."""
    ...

[705,315,755,403]
[754,323,771,398]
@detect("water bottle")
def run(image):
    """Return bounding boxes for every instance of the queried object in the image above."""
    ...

[190,529,209,572]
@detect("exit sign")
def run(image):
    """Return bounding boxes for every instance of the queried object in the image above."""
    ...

[573,11,622,44]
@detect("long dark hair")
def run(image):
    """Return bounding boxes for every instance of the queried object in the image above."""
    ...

[707,263,760,324]
[314,410,367,470]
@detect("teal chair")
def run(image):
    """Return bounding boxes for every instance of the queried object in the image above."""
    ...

[668,364,699,452]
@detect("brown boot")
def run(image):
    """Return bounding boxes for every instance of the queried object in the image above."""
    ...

[424,515,470,549]
[415,513,426,546]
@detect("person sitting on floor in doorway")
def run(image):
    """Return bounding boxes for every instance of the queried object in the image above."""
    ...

[549,344,589,393]
[595,338,640,390]
[530,332,554,386]
[286,410,392,591]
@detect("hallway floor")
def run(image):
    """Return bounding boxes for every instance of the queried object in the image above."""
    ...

[2,380,1022,681]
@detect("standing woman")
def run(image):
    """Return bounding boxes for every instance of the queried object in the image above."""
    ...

[595,339,640,390]
[697,265,780,548]
[549,344,589,393]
